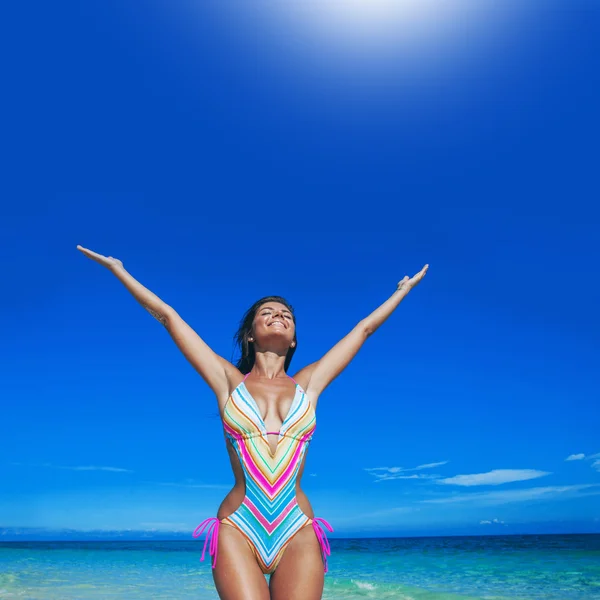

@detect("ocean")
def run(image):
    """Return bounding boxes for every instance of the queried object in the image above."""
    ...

[1,534,599,599]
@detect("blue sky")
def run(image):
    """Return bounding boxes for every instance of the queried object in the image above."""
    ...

[1,0,599,539]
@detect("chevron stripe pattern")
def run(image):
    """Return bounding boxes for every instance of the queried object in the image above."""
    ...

[221,380,316,573]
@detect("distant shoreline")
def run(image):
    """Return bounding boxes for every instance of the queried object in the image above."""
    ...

[2,531,599,543]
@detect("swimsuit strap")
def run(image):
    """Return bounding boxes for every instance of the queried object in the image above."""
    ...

[192,517,220,568]
[312,518,334,573]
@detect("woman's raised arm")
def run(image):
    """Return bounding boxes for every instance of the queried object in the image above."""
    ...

[300,265,429,399]
[77,245,235,403]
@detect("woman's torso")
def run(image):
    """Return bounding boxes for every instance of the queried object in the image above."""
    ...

[216,374,317,520]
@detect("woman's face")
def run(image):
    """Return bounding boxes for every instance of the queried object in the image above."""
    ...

[252,302,296,349]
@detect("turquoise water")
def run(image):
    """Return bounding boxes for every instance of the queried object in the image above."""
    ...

[1,535,599,599]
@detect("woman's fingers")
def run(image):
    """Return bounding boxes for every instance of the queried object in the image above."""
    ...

[406,264,429,287]
[77,245,94,256]
[414,264,429,279]
[77,245,107,263]
[78,245,99,258]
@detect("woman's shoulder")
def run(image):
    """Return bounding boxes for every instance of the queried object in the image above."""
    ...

[291,362,319,394]
[212,357,244,404]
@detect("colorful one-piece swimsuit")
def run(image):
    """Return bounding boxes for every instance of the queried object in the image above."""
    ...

[193,375,333,574]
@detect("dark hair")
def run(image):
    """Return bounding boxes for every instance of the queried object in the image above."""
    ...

[234,296,297,374]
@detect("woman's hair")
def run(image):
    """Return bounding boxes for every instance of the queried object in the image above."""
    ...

[234,296,297,374]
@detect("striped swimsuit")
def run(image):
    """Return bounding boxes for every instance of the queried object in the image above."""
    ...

[193,374,333,574]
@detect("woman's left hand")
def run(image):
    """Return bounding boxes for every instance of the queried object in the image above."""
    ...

[397,264,429,292]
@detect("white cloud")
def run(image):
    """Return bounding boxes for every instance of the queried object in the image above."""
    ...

[480,518,506,525]
[372,473,442,483]
[365,461,448,481]
[366,461,448,474]
[588,453,600,471]
[423,484,600,506]
[366,467,404,473]
[566,452,600,471]
[157,481,230,490]
[415,461,448,470]
[438,469,550,487]
[67,466,132,473]
[12,462,133,473]
[42,463,132,473]
[566,454,585,461]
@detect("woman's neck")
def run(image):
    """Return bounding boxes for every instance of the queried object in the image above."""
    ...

[251,351,287,379]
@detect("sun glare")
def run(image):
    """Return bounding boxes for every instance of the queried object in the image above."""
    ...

[232,0,530,65]
[279,0,486,42]
[169,0,539,91]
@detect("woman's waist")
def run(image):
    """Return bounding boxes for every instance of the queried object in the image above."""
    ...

[216,484,314,520]
[219,478,311,499]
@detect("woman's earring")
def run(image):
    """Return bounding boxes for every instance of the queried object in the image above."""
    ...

[291,342,296,348]
[248,337,254,342]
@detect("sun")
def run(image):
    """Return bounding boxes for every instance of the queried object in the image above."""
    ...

[319,0,441,22]
[259,0,494,57]
[179,0,531,81]
[290,0,456,33]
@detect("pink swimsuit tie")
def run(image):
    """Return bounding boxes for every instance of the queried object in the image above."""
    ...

[192,518,220,568]
[312,517,334,573]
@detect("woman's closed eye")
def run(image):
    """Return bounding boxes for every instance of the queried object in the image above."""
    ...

[261,309,292,318]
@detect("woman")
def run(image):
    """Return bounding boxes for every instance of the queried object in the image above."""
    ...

[77,245,428,600]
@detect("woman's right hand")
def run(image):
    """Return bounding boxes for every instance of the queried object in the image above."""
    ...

[77,245,124,271]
